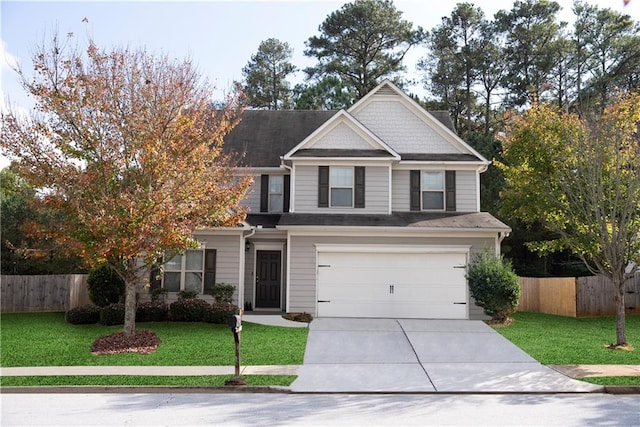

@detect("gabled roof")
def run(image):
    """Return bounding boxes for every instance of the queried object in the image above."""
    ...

[222,96,474,168]
[283,110,400,161]
[348,80,489,164]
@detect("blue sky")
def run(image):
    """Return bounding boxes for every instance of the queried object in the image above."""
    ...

[1,0,638,167]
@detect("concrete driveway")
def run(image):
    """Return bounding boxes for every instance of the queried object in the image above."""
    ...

[290,318,602,393]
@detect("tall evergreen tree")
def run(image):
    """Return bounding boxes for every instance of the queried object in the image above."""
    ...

[304,0,425,98]
[242,38,297,110]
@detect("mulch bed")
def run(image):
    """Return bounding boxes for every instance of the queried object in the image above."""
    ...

[91,329,161,355]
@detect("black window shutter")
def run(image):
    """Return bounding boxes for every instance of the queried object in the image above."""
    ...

[446,171,456,211]
[260,174,269,212]
[203,249,217,294]
[283,175,291,213]
[410,170,421,211]
[318,166,329,208]
[354,166,365,208]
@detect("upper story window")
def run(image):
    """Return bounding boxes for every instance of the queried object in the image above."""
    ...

[269,175,284,212]
[330,167,354,207]
[260,174,289,213]
[318,166,365,209]
[421,171,444,210]
[410,170,455,212]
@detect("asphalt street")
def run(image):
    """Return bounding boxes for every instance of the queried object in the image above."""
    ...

[2,392,639,426]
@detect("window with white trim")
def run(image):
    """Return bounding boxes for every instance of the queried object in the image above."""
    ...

[421,171,445,210]
[330,167,353,207]
[163,250,204,292]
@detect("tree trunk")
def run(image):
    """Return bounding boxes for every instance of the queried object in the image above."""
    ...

[614,278,627,346]
[123,280,137,337]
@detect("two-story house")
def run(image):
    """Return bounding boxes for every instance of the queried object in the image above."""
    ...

[161,80,510,320]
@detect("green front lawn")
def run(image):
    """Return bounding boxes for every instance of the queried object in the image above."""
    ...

[0,312,308,367]
[0,375,296,387]
[494,312,640,365]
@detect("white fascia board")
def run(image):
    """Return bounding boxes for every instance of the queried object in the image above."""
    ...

[283,110,400,160]
[314,243,471,254]
[289,158,396,166]
[394,162,487,171]
[194,226,248,235]
[236,166,288,175]
[279,226,506,237]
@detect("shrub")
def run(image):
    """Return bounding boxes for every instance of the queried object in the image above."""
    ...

[136,301,169,323]
[170,298,209,322]
[207,303,239,324]
[211,283,235,303]
[100,302,125,326]
[150,287,168,303]
[87,265,125,307]
[467,252,521,323]
[65,304,101,324]
[177,290,198,300]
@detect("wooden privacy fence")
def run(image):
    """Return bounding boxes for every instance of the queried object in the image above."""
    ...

[1,275,90,313]
[518,273,640,317]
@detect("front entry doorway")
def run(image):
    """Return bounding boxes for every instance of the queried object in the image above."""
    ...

[255,250,281,308]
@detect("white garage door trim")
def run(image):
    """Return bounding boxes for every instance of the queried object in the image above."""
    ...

[315,244,471,319]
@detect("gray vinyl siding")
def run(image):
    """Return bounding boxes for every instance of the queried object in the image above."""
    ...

[240,179,261,212]
[294,165,389,214]
[391,169,478,213]
[194,233,242,302]
[456,170,477,212]
[288,234,494,319]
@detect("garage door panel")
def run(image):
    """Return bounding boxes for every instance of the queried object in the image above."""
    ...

[317,250,468,319]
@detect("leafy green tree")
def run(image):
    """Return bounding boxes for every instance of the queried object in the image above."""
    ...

[0,166,85,274]
[304,0,425,98]
[495,0,565,107]
[242,38,297,110]
[1,35,251,337]
[293,76,354,110]
[497,93,640,347]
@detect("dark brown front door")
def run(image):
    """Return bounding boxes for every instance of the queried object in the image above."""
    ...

[255,250,281,308]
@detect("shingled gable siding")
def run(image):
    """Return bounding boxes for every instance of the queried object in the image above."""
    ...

[352,100,457,154]
[392,170,477,213]
[287,234,494,319]
[296,165,389,214]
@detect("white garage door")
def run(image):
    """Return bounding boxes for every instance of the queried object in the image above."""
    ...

[317,249,468,319]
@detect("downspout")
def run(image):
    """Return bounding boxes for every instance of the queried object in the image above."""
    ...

[281,158,293,213]
[496,231,510,256]
[239,226,257,311]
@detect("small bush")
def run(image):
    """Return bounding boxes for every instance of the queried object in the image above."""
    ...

[467,252,521,323]
[65,304,101,324]
[170,298,209,322]
[100,302,125,326]
[136,301,169,323]
[177,290,199,300]
[211,283,235,303]
[150,287,168,303]
[207,303,239,324]
[87,265,125,307]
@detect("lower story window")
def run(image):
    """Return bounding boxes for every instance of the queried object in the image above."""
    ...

[163,250,204,293]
